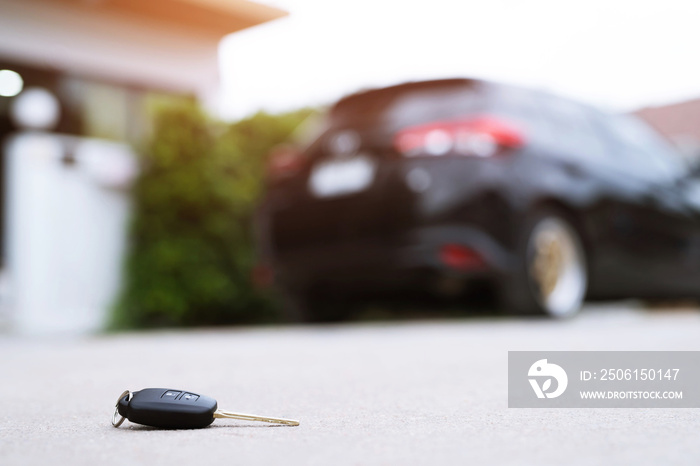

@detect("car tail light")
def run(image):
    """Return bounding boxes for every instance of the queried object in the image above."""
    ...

[439,244,485,270]
[394,115,525,157]
[267,145,306,180]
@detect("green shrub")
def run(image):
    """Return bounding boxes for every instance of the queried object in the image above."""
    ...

[111,103,316,329]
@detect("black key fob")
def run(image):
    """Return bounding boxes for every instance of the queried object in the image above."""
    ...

[117,388,218,429]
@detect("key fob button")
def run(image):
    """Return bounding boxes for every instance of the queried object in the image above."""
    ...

[181,393,199,402]
[161,390,181,399]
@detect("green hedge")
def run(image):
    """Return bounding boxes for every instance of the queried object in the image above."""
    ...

[111,104,316,329]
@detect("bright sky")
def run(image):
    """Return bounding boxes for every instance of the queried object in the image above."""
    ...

[219,0,700,120]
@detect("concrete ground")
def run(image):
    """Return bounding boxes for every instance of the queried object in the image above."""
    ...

[1,303,699,466]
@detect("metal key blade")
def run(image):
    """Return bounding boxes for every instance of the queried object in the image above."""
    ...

[213,409,299,426]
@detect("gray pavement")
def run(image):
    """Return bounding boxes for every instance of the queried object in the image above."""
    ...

[1,303,700,465]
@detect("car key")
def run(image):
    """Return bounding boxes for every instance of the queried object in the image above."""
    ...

[112,388,299,429]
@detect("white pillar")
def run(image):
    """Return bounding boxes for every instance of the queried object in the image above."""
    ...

[3,132,136,334]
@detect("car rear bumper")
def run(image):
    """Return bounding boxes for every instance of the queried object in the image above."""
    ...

[271,223,514,291]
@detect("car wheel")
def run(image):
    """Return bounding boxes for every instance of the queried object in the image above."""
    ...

[503,210,588,318]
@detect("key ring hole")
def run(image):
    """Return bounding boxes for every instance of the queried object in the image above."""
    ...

[112,390,131,428]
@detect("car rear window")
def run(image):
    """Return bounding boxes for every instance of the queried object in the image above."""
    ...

[329,79,487,131]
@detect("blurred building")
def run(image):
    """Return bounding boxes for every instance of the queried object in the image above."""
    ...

[634,98,700,161]
[0,0,286,333]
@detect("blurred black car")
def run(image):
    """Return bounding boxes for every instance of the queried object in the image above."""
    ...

[255,78,700,320]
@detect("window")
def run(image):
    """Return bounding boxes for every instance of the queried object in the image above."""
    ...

[330,79,486,130]
[605,114,685,183]
[538,95,608,163]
